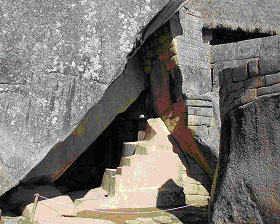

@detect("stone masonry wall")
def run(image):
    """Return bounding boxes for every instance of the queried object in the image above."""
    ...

[211,35,280,119]
[219,57,280,119]
[141,15,212,203]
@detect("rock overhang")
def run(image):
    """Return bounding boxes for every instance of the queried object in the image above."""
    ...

[0,0,189,197]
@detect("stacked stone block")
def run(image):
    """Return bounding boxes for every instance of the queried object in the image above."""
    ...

[185,97,214,127]
[211,35,280,90]
[170,10,212,95]
[213,35,280,119]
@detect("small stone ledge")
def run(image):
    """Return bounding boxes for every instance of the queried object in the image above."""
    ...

[245,76,265,89]
[184,93,212,102]
[264,72,280,86]
[257,83,280,96]
[187,115,211,126]
[184,184,209,196]
[187,106,214,117]
[185,99,212,107]
[259,54,280,75]
[219,59,261,87]
[186,195,209,203]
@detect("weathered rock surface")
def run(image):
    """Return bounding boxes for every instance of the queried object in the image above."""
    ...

[3,184,62,212]
[187,0,280,33]
[170,9,219,177]
[210,35,280,223]
[0,0,188,196]
[209,94,280,223]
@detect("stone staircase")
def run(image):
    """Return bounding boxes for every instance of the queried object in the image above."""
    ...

[97,118,186,208]
[74,118,210,212]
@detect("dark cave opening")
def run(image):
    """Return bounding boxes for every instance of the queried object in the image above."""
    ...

[202,27,276,45]
[54,89,153,194]
[0,88,155,216]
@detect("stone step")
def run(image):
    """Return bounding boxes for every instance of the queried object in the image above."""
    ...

[122,142,137,157]
[114,153,181,194]
[73,188,109,205]
[116,167,122,175]
[74,189,160,210]
[101,169,117,196]
[134,144,148,155]
[119,157,132,167]
[102,152,149,196]
[123,142,148,157]
[119,155,143,167]
[143,121,157,140]
[76,187,186,210]
[81,188,108,201]
[137,130,146,141]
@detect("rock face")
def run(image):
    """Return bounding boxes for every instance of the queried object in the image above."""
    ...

[187,0,280,33]
[170,9,220,176]
[0,0,190,196]
[209,35,280,223]
[211,95,280,223]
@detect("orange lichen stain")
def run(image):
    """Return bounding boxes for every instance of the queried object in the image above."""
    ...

[73,121,86,136]
[159,48,176,62]
[118,97,136,113]
[51,153,78,181]
[51,160,72,181]
[160,97,214,178]
[159,51,170,61]
[155,88,171,115]
[261,184,280,215]
[248,218,257,224]
[73,116,88,136]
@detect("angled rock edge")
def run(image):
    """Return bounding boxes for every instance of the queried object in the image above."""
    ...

[0,0,188,196]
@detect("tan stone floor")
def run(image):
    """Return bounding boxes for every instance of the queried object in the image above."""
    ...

[2,204,208,224]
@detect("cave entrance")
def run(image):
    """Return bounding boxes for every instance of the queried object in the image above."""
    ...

[54,89,154,193]
[202,27,276,45]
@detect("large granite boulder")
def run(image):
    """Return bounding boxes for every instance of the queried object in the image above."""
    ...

[209,38,280,223]
[210,95,280,223]
[0,0,188,196]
